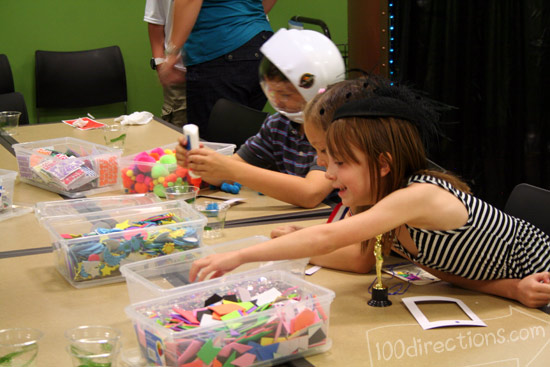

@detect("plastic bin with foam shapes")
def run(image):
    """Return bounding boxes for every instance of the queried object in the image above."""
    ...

[125,269,334,367]
[39,199,207,288]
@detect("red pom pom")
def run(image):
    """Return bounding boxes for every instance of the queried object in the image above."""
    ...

[165,173,177,183]
[122,175,134,189]
[188,177,202,187]
[175,166,188,178]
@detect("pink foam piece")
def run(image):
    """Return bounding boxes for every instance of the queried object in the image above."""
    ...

[174,308,199,324]
[218,342,253,358]
[177,339,204,365]
[231,353,256,367]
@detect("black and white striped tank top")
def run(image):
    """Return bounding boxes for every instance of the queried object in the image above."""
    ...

[393,174,550,280]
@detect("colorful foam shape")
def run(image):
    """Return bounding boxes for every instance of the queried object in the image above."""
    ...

[208,303,245,316]
[196,339,222,365]
[255,343,279,361]
[205,293,223,306]
[308,325,327,346]
[177,340,204,365]
[180,358,204,367]
[174,309,199,325]
[218,342,253,358]
[230,352,256,367]
[222,351,238,367]
[292,309,316,333]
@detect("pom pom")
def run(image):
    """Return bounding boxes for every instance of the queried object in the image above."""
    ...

[150,147,165,157]
[175,166,188,178]
[134,182,149,193]
[165,173,177,183]
[134,152,156,173]
[151,163,170,178]
[153,184,166,198]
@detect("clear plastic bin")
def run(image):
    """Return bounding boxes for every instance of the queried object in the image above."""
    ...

[0,169,17,212]
[35,193,160,224]
[12,137,122,198]
[39,200,207,288]
[125,270,334,367]
[120,142,235,198]
[0,169,18,219]
[120,235,309,304]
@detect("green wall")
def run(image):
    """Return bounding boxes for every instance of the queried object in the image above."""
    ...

[1,0,347,124]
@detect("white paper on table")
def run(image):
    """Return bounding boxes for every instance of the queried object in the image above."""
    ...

[402,296,487,330]
[115,111,153,125]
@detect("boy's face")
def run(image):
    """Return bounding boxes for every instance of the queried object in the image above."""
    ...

[262,78,307,114]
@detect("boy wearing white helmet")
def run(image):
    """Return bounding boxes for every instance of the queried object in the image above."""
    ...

[176,28,345,208]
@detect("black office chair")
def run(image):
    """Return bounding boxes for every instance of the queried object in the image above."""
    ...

[0,54,15,94]
[504,183,550,236]
[0,92,29,125]
[35,46,127,123]
[205,98,269,147]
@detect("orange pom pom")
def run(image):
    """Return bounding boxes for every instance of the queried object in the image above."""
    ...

[134,182,149,193]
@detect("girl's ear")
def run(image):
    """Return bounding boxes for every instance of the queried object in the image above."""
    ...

[378,153,392,178]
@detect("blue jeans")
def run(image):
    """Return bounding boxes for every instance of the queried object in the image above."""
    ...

[186,31,272,140]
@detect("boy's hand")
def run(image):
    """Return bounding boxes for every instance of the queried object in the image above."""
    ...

[176,136,205,168]
[515,272,550,308]
[271,225,303,239]
[187,149,235,182]
[189,252,242,282]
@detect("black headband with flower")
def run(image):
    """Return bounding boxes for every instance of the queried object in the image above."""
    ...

[331,81,449,150]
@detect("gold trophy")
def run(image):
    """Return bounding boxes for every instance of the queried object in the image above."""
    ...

[368,234,392,307]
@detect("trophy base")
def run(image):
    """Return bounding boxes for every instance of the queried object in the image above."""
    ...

[368,287,392,307]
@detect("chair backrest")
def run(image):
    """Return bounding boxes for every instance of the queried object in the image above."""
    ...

[35,46,127,122]
[0,92,29,125]
[504,183,550,236]
[0,54,15,94]
[206,98,268,147]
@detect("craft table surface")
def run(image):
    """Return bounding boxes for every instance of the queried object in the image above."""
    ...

[2,218,549,367]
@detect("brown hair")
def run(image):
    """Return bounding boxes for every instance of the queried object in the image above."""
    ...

[327,116,470,253]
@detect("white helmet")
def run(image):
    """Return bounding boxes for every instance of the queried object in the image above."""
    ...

[260,28,346,123]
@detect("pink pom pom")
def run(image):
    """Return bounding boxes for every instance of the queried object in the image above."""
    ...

[134,152,156,173]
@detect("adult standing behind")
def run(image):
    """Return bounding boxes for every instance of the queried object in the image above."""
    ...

[144,0,188,127]
[159,0,275,140]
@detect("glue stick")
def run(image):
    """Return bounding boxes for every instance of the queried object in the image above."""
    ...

[183,124,200,178]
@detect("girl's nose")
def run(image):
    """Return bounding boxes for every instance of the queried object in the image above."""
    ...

[325,167,336,181]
